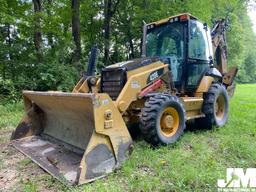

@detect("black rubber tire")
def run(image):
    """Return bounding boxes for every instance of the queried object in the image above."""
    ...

[127,123,141,140]
[196,83,229,129]
[140,94,186,146]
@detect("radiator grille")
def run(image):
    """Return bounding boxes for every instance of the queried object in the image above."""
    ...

[101,67,127,100]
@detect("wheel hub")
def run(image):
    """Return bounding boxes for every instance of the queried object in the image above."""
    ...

[215,95,225,120]
[160,107,179,137]
[164,115,174,128]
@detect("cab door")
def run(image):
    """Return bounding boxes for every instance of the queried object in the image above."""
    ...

[186,19,213,91]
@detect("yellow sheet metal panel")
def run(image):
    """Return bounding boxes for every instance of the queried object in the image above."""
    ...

[147,13,198,26]
[182,97,204,111]
[126,61,164,78]
[78,131,115,184]
[78,93,133,184]
[182,97,204,119]
[93,94,133,160]
[72,77,90,93]
[116,64,169,112]
[195,76,214,97]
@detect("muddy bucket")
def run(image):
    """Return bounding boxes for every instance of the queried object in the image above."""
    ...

[11,91,132,185]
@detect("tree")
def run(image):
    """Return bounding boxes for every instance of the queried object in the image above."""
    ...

[103,0,120,66]
[71,0,81,65]
[32,0,42,51]
[1,0,256,102]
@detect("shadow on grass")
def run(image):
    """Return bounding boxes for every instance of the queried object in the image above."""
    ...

[127,120,215,147]
[185,119,215,133]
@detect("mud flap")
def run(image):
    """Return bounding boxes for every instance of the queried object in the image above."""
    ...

[11,91,133,185]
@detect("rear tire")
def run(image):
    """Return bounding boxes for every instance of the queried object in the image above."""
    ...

[140,94,186,146]
[196,83,229,129]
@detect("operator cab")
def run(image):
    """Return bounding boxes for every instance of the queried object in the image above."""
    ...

[144,13,213,92]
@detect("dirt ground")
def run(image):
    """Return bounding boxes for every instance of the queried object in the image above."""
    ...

[0,130,63,192]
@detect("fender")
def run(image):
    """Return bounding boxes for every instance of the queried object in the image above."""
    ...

[205,67,222,79]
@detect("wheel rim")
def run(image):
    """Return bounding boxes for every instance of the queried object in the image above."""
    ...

[215,95,225,120]
[160,107,179,137]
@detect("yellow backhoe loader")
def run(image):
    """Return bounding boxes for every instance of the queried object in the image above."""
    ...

[11,13,237,185]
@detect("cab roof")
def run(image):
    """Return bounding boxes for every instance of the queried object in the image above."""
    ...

[147,13,198,26]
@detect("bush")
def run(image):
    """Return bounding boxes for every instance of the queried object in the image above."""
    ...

[35,61,79,91]
[0,77,19,103]
[0,59,80,103]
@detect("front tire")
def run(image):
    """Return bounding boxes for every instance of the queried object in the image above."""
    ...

[140,94,186,146]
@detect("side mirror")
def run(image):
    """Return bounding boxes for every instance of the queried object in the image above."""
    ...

[209,56,214,66]
[203,23,208,31]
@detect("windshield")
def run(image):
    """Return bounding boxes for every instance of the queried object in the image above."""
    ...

[146,22,184,58]
[146,22,185,82]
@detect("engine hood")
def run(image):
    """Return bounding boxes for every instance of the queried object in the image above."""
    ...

[106,57,160,71]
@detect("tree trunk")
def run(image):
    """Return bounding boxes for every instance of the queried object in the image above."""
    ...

[103,0,120,66]
[7,24,14,80]
[71,0,81,64]
[32,0,42,51]
[104,0,112,66]
[47,0,54,48]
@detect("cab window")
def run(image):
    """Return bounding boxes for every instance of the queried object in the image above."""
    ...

[189,20,211,61]
[187,20,212,87]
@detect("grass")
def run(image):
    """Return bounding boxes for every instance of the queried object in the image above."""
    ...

[0,84,255,191]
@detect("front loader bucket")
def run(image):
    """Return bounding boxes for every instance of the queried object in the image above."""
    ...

[11,91,132,185]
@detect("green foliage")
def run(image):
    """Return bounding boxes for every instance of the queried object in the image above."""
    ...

[0,0,256,101]
[36,61,79,91]
[23,181,37,192]
[0,77,19,103]
[244,51,256,82]
[0,101,22,129]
